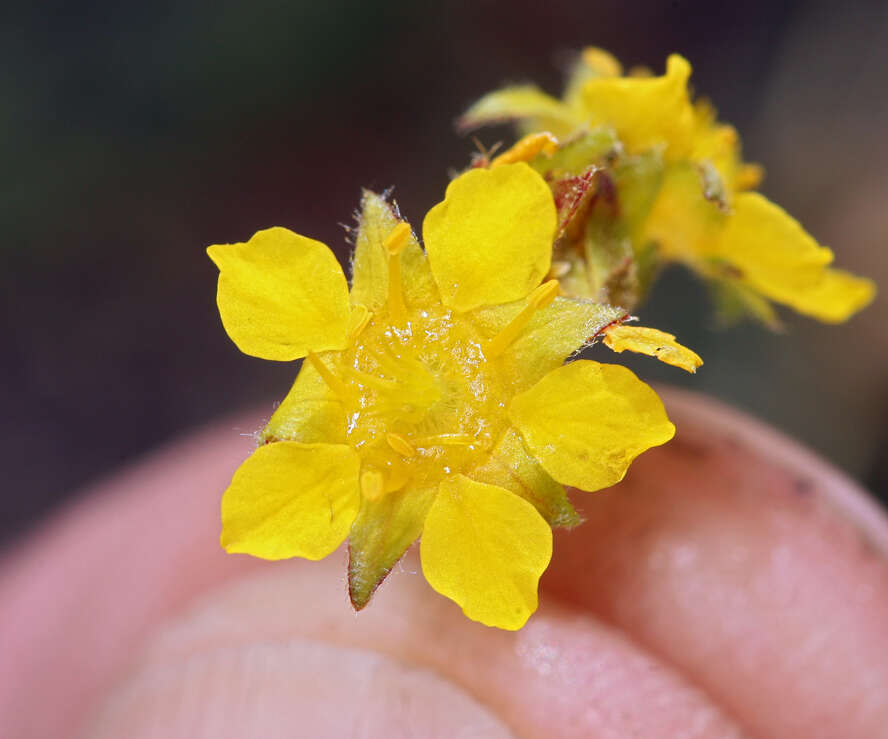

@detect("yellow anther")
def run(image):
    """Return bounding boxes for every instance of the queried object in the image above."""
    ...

[386,432,415,457]
[485,280,560,359]
[307,352,348,398]
[581,47,623,77]
[347,304,371,343]
[415,433,476,447]
[360,468,385,502]
[716,126,739,148]
[491,132,559,168]
[528,279,560,309]
[737,163,765,191]
[384,223,411,324]
[383,221,411,256]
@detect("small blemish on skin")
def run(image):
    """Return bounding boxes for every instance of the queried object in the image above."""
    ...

[793,477,814,496]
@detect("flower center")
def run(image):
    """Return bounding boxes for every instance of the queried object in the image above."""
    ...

[336,305,504,500]
[305,224,560,501]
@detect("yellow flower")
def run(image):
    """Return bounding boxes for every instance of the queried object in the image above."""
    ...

[208,164,675,630]
[462,48,875,325]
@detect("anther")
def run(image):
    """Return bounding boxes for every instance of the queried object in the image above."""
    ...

[415,433,475,447]
[347,304,371,343]
[386,432,415,457]
[307,352,348,398]
[484,280,560,359]
[491,132,558,168]
[384,222,411,324]
[360,468,385,502]
[384,222,411,256]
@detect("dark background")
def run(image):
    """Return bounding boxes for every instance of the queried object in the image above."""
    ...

[3,0,887,547]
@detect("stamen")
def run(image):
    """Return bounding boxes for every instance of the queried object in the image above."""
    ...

[415,433,476,447]
[491,132,558,167]
[386,432,415,457]
[360,468,385,502]
[344,366,399,391]
[484,280,560,359]
[307,352,348,398]
[347,304,371,343]
[384,222,411,323]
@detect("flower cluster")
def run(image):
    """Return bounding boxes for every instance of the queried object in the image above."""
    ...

[461,48,875,327]
[208,48,873,630]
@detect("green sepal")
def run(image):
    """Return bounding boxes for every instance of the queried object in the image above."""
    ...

[347,483,438,609]
[349,190,437,312]
[261,358,346,444]
[530,126,620,177]
[471,428,581,529]
[707,271,783,330]
[471,295,626,390]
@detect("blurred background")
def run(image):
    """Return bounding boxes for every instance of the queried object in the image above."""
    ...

[2,0,886,547]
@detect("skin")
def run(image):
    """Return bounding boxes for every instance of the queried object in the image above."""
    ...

[1,389,886,738]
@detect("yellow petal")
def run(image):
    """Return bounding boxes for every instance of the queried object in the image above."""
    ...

[712,193,873,321]
[220,441,360,560]
[579,46,623,77]
[645,176,874,324]
[603,324,703,373]
[423,163,556,311]
[563,47,623,108]
[208,227,350,361]
[472,295,625,388]
[350,191,437,312]
[470,428,580,528]
[780,267,876,324]
[580,54,696,158]
[458,86,580,139]
[509,360,675,492]
[421,475,552,630]
[347,483,438,609]
[640,163,723,262]
[260,356,347,445]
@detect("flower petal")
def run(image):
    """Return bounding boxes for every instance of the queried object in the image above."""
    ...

[715,193,875,322]
[220,441,360,561]
[470,428,580,528]
[640,163,721,263]
[208,227,350,360]
[563,47,624,108]
[784,268,876,324]
[260,356,347,445]
[350,191,437,312]
[421,475,552,630]
[458,85,579,138]
[509,360,675,492]
[423,163,556,311]
[603,325,703,373]
[471,296,625,388]
[347,483,438,610]
[580,54,696,158]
